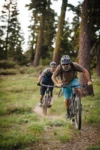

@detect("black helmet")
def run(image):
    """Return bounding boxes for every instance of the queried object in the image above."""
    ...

[50,61,57,68]
[61,55,70,65]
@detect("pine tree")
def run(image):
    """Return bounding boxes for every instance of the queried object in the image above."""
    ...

[27,12,40,63]
[26,0,56,66]
[0,0,12,59]
[79,0,94,96]
[0,0,24,63]
[71,2,82,58]
[8,0,24,62]
[90,0,100,76]
[53,0,68,64]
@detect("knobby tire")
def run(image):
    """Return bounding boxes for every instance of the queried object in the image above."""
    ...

[43,96,48,115]
[74,95,82,130]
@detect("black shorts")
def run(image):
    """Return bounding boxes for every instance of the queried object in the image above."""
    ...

[40,84,53,96]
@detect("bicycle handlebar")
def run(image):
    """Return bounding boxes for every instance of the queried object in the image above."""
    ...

[62,84,87,88]
[39,83,58,88]
[38,83,87,88]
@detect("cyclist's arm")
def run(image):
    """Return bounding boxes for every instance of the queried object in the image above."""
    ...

[83,69,92,85]
[73,63,92,86]
[38,75,42,83]
[52,68,63,87]
[38,68,48,82]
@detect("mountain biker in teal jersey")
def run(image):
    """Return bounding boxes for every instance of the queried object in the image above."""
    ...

[37,62,57,107]
[52,55,92,118]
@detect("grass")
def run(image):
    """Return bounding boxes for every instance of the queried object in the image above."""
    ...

[0,72,42,149]
[82,75,100,125]
[0,68,100,149]
[86,146,100,150]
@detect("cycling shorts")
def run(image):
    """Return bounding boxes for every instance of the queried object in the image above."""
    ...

[40,85,53,96]
[62,78,80,100]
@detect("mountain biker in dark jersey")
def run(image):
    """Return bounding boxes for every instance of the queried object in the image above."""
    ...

[37,61,57,107]
[52,55,92,118]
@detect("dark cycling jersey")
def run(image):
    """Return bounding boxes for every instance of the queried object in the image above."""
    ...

[53,62,85,84]
[40,68,54,85]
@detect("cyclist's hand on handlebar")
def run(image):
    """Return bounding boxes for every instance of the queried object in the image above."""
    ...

[37,82,41,86]
[87,81,92,86]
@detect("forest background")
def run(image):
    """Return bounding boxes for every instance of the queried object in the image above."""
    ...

[0,0,100,92]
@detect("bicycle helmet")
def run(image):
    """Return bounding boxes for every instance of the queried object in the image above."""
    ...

[61,55,70,65]
[50,61,57,68]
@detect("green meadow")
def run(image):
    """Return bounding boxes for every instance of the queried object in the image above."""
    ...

[0,67,100,150]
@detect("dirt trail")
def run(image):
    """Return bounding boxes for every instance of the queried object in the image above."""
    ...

[34,104,63,120]
[33,105,100,150]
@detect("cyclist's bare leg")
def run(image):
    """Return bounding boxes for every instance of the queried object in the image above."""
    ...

[40,95,44,102]
[38,95,44,106]
[64,99,70,118]
[76,88,82,97]
[64,99,70,109]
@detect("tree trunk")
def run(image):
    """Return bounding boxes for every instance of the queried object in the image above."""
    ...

[96,55,100,76]
[79,0,94,96]
[5,0,12,60]
[33,14,45,67]
[53,0,67,64]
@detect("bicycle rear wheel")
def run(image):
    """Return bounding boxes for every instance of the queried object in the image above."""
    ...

[43,96,48,115]
[74,94,82,130]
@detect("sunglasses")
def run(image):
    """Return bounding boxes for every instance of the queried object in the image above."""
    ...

[62,64,69,66]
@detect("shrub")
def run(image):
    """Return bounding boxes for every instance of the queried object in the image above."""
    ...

[40,58,50,66]
[0,60,16,69]
[0,69,17,75]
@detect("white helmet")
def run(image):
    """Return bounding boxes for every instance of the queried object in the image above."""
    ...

[61,55,70,65]
[50,61,57,68]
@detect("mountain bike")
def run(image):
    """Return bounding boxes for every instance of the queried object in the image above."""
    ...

[40,84,55,115]
[63,84,87,130]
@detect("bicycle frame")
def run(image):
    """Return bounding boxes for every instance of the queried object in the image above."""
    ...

[45,86,51,97]
[63,84,87,130]
[40,84,55,115]
[70,87,76,115]
[69,86,82,129]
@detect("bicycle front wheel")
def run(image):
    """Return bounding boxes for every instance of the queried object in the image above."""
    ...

[74,94,82,130]
[43,96,48,115]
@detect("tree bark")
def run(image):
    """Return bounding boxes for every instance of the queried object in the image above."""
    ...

[96,54,100,76]
[79,0,94,96]
[53,0,67,64]
[33,14,45,67]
